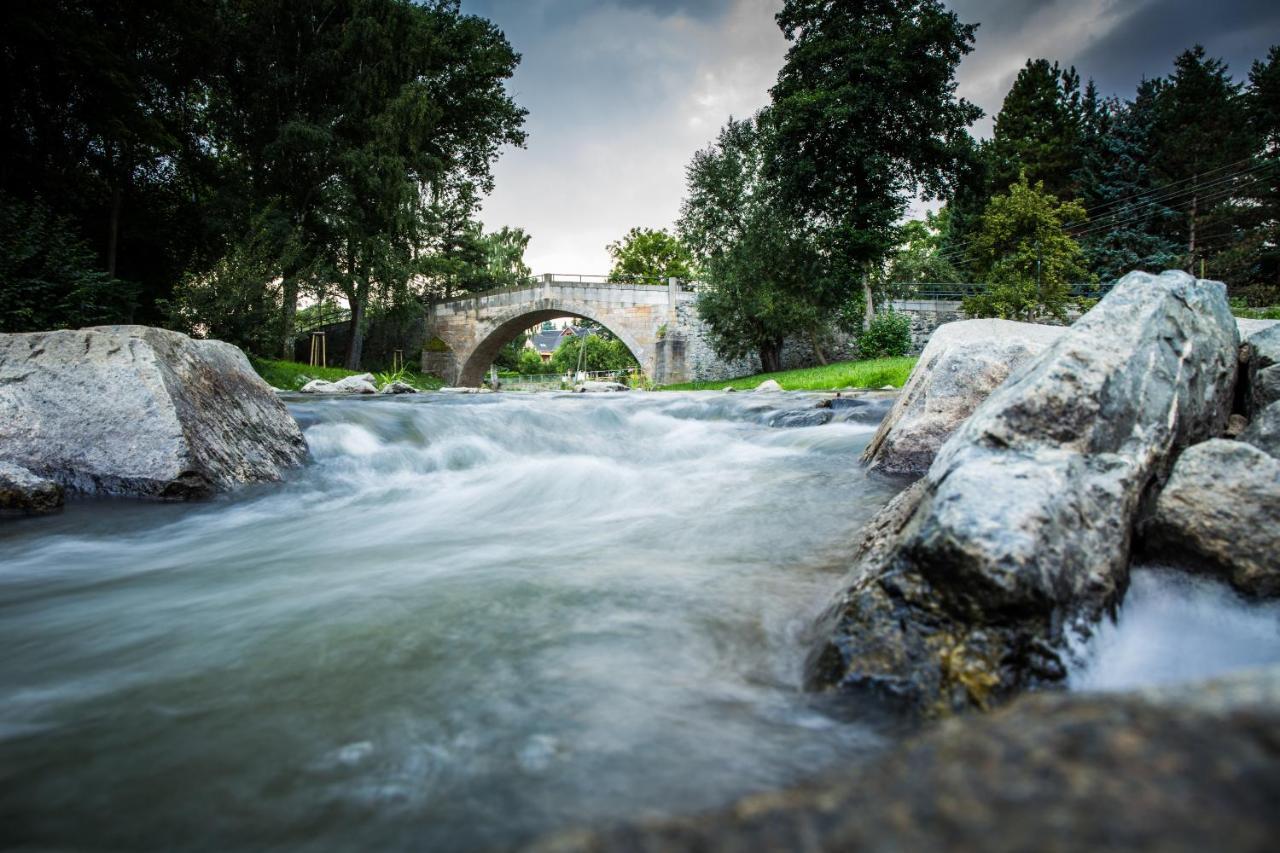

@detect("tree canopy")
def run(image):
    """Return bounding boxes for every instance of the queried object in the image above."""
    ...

[606,227,694,283]
[1,0,528,367]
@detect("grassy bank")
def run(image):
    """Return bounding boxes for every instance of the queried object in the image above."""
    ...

[660,356,917,392]
[250,358,445,392]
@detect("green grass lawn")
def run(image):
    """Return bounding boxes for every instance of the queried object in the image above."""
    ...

[250,357,445,392]
[659,356,917,392]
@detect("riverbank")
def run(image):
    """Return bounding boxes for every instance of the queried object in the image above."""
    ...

[250,357,444,392]
[659,357,917,392]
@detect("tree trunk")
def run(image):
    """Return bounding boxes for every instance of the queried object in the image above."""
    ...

[346,295,365,371]
[862,272,875,328]
[808,326,828,365]
[107,183,122,279]
[281,274,299,360]
[759,338,783,374]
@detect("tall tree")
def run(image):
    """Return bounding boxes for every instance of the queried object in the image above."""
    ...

[766,0,981,319]
[1221,45,1280,303]
[680,116,826,372]
[989,59,1085,200]
[1,0,222,325]
[1150,45,1253,274]
[1075,81,1182,281]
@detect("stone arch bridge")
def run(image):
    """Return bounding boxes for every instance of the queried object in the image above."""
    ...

[422,274,967,386]
[423,275,700,386]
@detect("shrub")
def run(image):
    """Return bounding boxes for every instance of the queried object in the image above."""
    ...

[856,311,912,358]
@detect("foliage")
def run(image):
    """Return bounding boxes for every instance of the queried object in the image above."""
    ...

[680,116,826,372]
[374,366,410,388]
[1149,46,1255,273]
[1078,82,1183,281]
[2,0,527,372]
[479,227,533,289]
[766,0,982,306]
[963,174,1092,322]
[548,335,638,374]
[880,213,962,288]
[0,194,136,332]
[1229,299,1280,320]
[989,59,1086,200]
[660,357,917,392]
[606,227,694,283]
[857,311,913,359]
[517,346,547,375]
[251,358,443,392]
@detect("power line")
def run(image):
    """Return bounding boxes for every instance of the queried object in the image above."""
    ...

[930,157,1277,264]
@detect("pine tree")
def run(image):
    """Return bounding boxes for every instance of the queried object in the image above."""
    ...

[989,59,1085,200]
[1150,46,1253,274]
[1078,81,1182,281]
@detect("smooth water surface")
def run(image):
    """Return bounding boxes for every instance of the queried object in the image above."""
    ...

[0,392,902,851]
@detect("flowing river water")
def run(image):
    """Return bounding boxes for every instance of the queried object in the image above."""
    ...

[2,391,1279,851]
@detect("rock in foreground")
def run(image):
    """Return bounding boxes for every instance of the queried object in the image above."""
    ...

[862,319,1065,475]
[0,461,64,514]
[528,667,1280,853]
[0,326,308,499]
[811,271,1238,714]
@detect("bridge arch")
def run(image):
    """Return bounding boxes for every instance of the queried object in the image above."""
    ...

[453,300,651,387]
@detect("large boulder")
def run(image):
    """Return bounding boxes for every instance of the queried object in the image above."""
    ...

[810,271,1238,715]
[1240,402,1280,455]
[1140,437,1280,598]
[862,319,1065,475]
[528,667,1280,853]
[0,461,64,514]
[0,326,308,499]
[1242,323,1280,415]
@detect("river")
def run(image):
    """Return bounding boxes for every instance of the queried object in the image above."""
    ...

[2,391,1278,851]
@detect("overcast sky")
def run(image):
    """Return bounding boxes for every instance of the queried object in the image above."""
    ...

[462,0,1280,274]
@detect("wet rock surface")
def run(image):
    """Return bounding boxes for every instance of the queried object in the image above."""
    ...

[378,380,419,395]
[811,271,1239,715]
[0,461,64,515]
[301,373,378,394]
[1141,439,1280,597]
[768,409,833,428]
[574,381,629,392]
[528,667,1280,853]
[0,326,308,499]
[862,319,1065,475]
[1243,324,1280,415]
[821,395,896,425]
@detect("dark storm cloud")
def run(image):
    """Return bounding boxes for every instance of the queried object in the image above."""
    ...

[948,0,1280,128]
[1069,0,1280,93]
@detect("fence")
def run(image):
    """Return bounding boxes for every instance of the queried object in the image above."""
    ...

[495,368,642,391]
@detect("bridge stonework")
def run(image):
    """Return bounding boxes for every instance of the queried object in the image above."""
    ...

[423,277,697,386]
[423,276,963,386]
